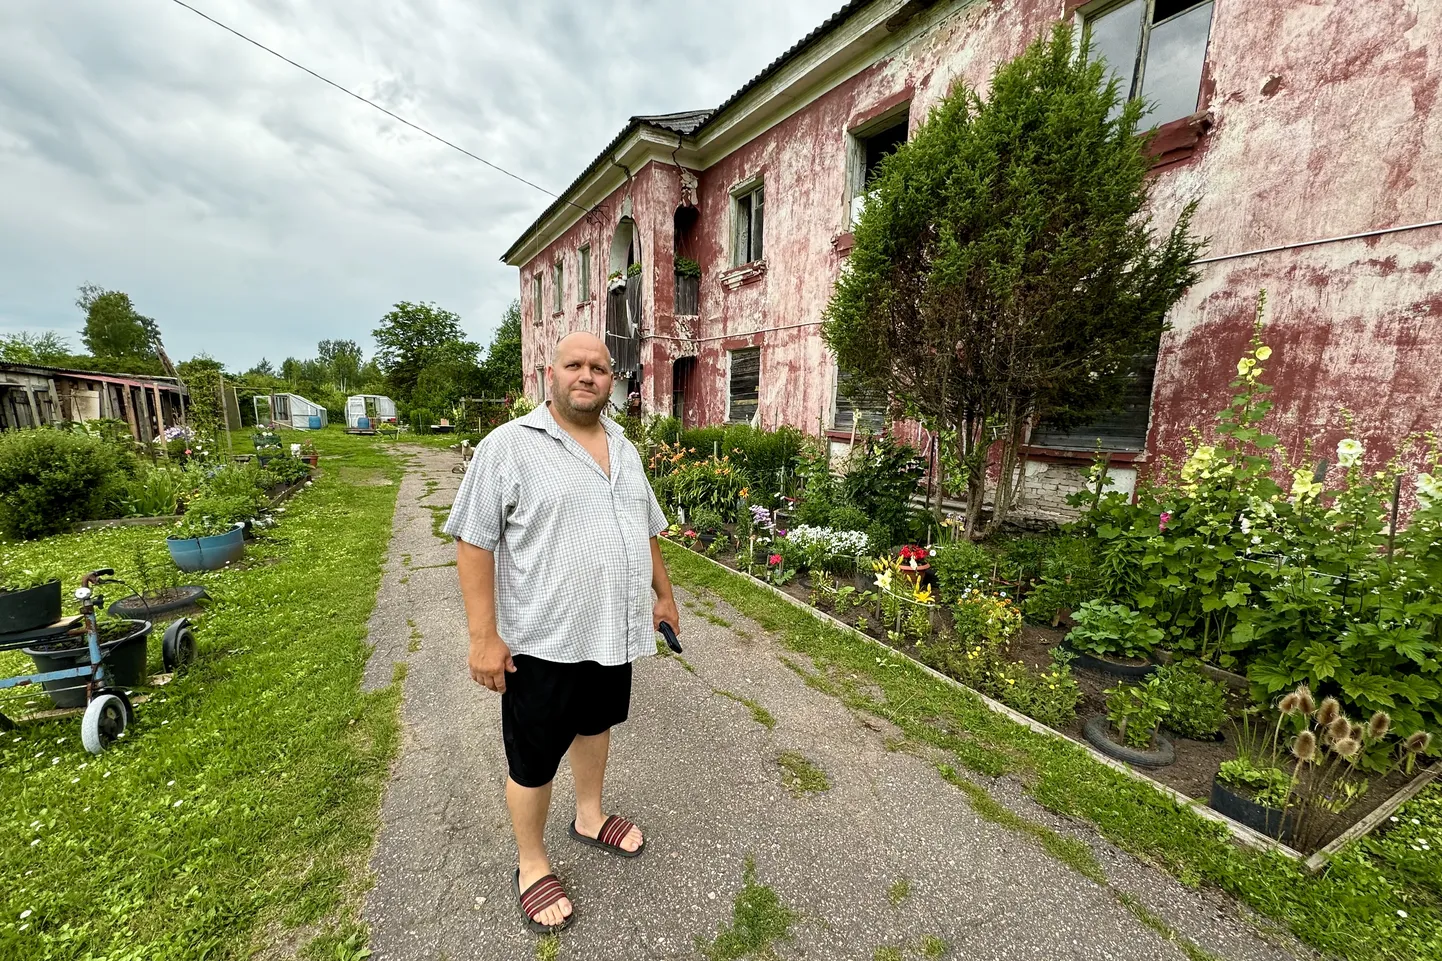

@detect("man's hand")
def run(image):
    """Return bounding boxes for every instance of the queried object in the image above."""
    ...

[653,594,681,636]
[469,634,517,692]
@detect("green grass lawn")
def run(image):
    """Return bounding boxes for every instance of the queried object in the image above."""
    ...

[0,427,402,960]
[662,544,1442,961]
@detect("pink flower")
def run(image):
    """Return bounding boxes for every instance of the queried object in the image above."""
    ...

[1159,511,1172,532]
[768,554,782,567]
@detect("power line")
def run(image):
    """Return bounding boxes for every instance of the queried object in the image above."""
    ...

[166,0,585,212]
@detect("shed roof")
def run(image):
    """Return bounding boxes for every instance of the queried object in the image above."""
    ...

[0,362,185,389]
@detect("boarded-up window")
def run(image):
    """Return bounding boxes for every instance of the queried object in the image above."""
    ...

[727,347,760,424]
[552,261,564,313]
[531,274,542,323]
[578,245,591,301]
[733,184,764,266]
[834,368,887,432]
[1029,352,1157,451]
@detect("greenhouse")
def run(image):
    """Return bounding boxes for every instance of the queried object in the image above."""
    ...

[254,391,328,430]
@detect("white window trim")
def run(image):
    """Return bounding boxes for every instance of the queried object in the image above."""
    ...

[730,176,765,267]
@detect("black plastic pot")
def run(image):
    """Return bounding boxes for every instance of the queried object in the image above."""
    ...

[1208,778,1294,842]
[1083,714,1175,768]
[107,586,208,620]
[1063,644,1157,679]
[0,580,62,635]
[23,620,152,709]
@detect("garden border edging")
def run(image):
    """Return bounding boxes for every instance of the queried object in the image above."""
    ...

[669,545,1439,872]
[72,472,313,533]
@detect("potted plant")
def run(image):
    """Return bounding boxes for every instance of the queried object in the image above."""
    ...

[299,440,319,467]
[24,618,153,709]
[626,262,643,279]
[674,255,701,279]
[896,545,934,587]
[691,507,726,548]
[166,496,252,572]
[107,546,209,620]
[1064,600,1164,678]
[0,572,62,634]
[1084,679,1175,767]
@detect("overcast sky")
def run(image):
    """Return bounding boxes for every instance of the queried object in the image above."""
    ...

[0,0,842,371]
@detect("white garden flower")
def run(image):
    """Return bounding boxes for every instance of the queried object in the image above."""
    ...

[1417,473,1442,508]
[1336,438,1364,469]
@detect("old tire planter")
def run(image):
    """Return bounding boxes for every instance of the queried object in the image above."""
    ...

[1209,778,1293,842]
[1083,714,1175,768]
[108,585,209,620]
[167,524,245,572]
[1063,644,1157,679]
[23,620,153,709]
[0,580,62,634]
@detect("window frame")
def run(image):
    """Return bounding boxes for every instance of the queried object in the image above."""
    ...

[578,245,591,303]
[832,366,888,433]
[552,260,564,314]
[726,346,761,425]
[731,179,765,267]
[531,274,543,326]
[846,104,910,227]
[1077,0,1215,125]
[535,364,547,401]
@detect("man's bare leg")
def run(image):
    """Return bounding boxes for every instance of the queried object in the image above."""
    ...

[570,730,643,852]
[506,778,572,925]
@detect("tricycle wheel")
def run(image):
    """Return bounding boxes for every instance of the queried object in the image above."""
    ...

[81,692,130,754]
[163,619,197,673]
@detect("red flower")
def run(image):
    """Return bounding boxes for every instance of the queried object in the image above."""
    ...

[768,554,782,567]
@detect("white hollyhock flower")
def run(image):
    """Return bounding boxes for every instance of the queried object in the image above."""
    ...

[1336,438,1364,468]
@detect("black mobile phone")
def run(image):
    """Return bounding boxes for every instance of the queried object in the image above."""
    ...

[658,620,683,654]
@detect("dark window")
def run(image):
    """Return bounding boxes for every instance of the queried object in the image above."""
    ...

[727,347,760,424]
[834,368,887,432]
[862,119,908,187]
[1028,352,1157,451]
[1086,0,1214,124]
[733,185,764,266]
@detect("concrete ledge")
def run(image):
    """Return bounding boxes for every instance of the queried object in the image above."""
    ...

[666,544,1438,872]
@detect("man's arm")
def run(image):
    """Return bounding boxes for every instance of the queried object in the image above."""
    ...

[457,538,516,692]
[650,537,681,634]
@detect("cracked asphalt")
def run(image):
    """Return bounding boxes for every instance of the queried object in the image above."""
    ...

[360,445,1313,961]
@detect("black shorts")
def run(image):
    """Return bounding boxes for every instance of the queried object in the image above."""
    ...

[501,654,633,788]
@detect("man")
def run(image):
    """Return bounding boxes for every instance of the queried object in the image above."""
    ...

[444,331,681,934]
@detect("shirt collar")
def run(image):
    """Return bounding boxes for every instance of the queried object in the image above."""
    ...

[520,401,624,442]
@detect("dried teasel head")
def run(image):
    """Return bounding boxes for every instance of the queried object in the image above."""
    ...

[1367,711,1392,741]
[1316,697,1342,726]
[1326,716,1352,743]
[1293,685,1316,717]
[1279,693,1302,716]
[1334,737,1362,759]
[1351,721,1366,742]
[1291,730,1318,764]
[1406,731,1434,755]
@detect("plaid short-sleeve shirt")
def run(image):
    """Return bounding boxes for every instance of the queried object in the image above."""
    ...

[442,403,669,666]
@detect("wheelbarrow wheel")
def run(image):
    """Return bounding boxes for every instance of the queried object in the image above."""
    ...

[81,691,131,754]
[163,619,197,673]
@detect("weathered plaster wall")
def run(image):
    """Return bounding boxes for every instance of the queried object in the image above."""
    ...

[517,0,1441,506]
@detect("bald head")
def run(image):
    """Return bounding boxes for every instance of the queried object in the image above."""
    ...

[547,331,613,427]
[553,331,608,364]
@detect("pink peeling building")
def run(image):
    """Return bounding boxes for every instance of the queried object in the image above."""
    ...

[503,0,1441,517]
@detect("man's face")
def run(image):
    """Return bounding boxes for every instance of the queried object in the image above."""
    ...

[548,340,613,416]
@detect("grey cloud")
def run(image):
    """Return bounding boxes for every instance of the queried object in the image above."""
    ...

[0,0,842,369]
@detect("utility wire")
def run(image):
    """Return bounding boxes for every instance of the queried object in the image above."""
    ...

[166,0,586,212]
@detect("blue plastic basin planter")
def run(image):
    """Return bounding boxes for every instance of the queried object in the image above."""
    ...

[166,523,245,572]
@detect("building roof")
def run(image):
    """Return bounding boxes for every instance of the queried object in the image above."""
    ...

[0,361,185,388]
[502,0,876,265]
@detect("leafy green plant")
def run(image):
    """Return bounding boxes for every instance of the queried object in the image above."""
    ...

[1066,600,1164,662]
[838,433,926,548]
[1020,536,1099,625]
[1006,649,1085,728]
[828,505,869,532]
[931,541,997,600]
[1216,758,1291,809]
[172,492,255,539]
[674,255,701,279]
[118,465,191,518]
[626,262,642,278]
[1105,681,1170,750]
[1152,664,1228,739]
[671,456,749,513]
[0,427,125,538]
[690,507,726,536]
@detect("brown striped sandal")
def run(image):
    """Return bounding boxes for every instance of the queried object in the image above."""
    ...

[568,815,645,858]
[514,868,574,934]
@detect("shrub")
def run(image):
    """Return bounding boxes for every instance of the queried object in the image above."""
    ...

[932,541,997,600]
[0,427,124,538]
[998,534,1058,588]
[1152,664,1228,740]
[796,494,834,527]
[678,426,726,459]
[1066,600,1164,661]
[1105,679,1170,749]
[839,433,926,547]
[1020,536,1099,625]
[865,521,894,554]
[690,507,726,535]
[828,505,869,532]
